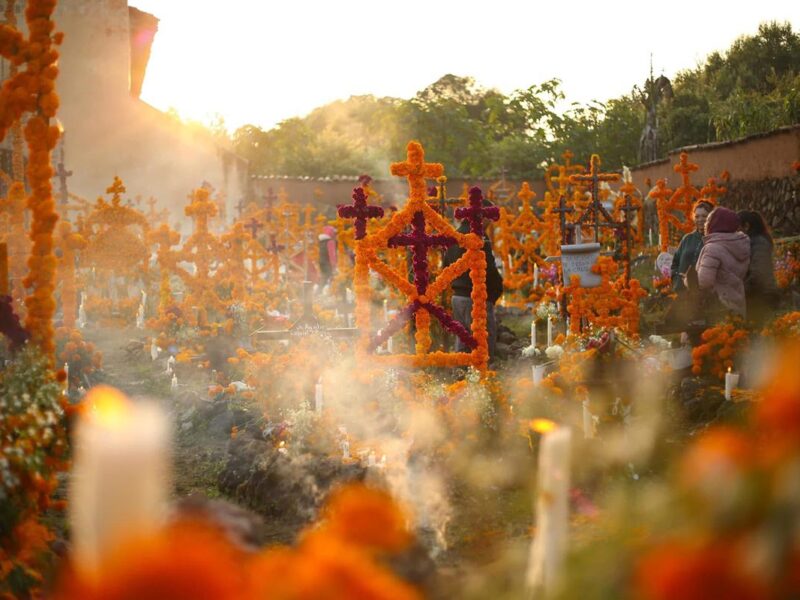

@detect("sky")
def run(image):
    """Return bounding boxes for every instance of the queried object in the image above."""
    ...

[132,0,799,133]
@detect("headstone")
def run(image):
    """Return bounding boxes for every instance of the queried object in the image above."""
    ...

[560,243,601,288]
[655,252,673,278]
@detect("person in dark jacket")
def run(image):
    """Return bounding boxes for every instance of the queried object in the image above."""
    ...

[738,210,779,326]
[443,219,504,358]
[670,200,713,291]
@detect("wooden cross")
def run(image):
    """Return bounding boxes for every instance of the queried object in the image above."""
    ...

[454,186,500,237]
[244,217,263,239]
[553,191,575,245]
[262,187,278,220]
[338,187,384,240]
[426,176,463,218]
[617,181,640,282]
[390,141,444,201]
[55,160,72,206]
[569,154,621,241]
[235,197,248,217]
[266,234,286,254]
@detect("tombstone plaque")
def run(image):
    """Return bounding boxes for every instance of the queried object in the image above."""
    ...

[655,252,673,278]
[560,242,602,288]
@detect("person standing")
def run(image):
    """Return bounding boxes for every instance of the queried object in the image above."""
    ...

[670,200,714,291]
[738,210,779,325]
[696,207,750,317]
[443,218,504,359]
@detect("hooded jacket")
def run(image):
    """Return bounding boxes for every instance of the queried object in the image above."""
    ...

[696,231,751,316]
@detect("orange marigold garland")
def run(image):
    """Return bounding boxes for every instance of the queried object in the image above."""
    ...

[691,319,749,378]
[0,0,63,359]
[341,141,491,370]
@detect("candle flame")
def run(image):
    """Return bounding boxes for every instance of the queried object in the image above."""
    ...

[728,366,732,373]
[85,385,132,427]
[529,418,558,434]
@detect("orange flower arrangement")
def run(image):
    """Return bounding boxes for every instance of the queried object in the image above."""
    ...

[0,0,65,359]
[565,257,646,337]
[0,181,29,304]
[761,311,800,339]
[347,141,490,370]
[54,221,86,329]
[652,153,700,252]
[56,483,420,600]
[691,319,749,378]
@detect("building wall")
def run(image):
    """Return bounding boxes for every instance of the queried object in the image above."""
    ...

[50,0,247,223]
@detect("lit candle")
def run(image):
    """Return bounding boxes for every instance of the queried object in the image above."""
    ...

[383,298,388,322]
[314,378,324,414]
[648,228,653,246]
[547,318,553,347]
[63,363,70,396]
[69,386,170,571]
[526,424,572,593]
[724,367,739,401]
[170,373,178,391]
[658,233,663,249]
[530,320,537,347]
[533,263,539,288]
[387,336,394,354]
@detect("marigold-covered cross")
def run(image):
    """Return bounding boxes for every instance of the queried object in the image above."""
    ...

[337,187,384,240]
[699,177,726,205]
[674,152,699,189]
[569,154,621,240]
[388,211,455,294]
[244,217,263,239]
[454,186,499,237]
[390,141,444,201]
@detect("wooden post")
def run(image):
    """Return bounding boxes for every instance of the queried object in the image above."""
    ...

[0,242,8,296]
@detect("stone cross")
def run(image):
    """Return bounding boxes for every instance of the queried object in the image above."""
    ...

[55,160,72,206]
[338,187,384,240]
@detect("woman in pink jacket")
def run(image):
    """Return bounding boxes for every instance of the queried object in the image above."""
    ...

[695,206,751,317]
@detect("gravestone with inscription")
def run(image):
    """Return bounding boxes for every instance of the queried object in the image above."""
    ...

[560,243,602,288]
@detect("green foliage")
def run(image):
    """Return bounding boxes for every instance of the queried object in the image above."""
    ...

[234,21,799,178]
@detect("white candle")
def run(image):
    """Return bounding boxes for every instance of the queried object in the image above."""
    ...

[170,374,178,391]
[532,364,546,385]
[547,318,553,347]
[533,263,539,288]
[526,425,572,593]
[63,363,69,396]
[582,399,594,439]
[658,233,663,248]
[314,379,324,414]
[341,438,350,460]
[724,368,740,400]
[383,298,388,322]
[648,228,653,246]
[387,336,394,353]
[150,340,159,361]
[530,320,537,346]
[69,386,170,571]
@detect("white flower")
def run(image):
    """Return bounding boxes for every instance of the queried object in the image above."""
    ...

[545,345,564,360]
[521,345,541,358]
[648,335,670,351]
